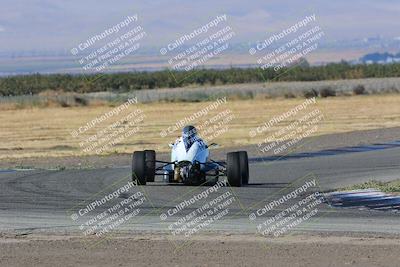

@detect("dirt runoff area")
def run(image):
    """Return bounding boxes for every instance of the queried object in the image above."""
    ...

[1,233,399,267]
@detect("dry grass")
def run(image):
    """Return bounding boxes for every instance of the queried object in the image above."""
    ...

[1,94,400,159]
[341,179,400,193]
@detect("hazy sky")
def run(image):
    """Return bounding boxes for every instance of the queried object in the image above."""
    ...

[1,0,399,52]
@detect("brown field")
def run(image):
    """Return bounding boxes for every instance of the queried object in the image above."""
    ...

[0,94,400,159]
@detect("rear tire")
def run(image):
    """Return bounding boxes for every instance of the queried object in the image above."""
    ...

[238,151,249,185]
[227,152,242,187]
[132,151,146,185]
[144,150,156,182]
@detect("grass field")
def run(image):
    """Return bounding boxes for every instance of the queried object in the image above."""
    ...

[1,94,400,159]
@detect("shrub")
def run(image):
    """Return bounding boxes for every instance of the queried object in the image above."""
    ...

[73,96,88,106]
[284,92,296,98]
[58,100,70,107]
[387,86,399,93]
[320,87,336,98]
[1,62,400,96]
[353,84,366,95]
[303,89,318,99]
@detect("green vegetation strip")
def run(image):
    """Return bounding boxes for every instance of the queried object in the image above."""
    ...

[1,62,400,96]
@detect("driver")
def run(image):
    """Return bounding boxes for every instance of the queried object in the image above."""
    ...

[173,125,206,151]
[172,125,207,181]
[182,125,200,151]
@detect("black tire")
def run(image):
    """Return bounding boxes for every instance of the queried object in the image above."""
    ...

[144,150,156,182]
[227,152,242,187]
[132,151,146,185]
[238,151,249,185]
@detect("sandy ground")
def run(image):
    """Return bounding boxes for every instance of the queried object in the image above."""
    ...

[1,233,399,267]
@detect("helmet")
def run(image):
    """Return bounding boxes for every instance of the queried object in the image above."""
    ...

[182,125,197,138]
[182,125,197,151]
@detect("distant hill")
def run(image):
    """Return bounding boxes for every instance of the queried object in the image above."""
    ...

[360,52,400,64]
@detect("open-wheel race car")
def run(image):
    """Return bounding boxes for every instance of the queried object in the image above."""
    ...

[131,126,249,187]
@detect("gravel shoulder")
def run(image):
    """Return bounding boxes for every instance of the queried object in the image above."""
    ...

[1,232,399,267]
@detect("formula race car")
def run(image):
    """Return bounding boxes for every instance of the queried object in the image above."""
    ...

[131,126,249,187]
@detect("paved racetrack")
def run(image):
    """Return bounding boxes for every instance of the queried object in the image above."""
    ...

[1,132,399,236]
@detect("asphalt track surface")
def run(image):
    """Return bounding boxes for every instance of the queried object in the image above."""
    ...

[1,139,399,238]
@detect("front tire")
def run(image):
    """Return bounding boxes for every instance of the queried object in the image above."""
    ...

[238,151,249,185]
[144,150,156,182]
[132,151,146,185]
[227,152,242,187]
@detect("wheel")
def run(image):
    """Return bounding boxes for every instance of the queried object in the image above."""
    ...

[227,152,242,187]
[132,151,146,185]
[144,150,156,182]
[238,151,249,185]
